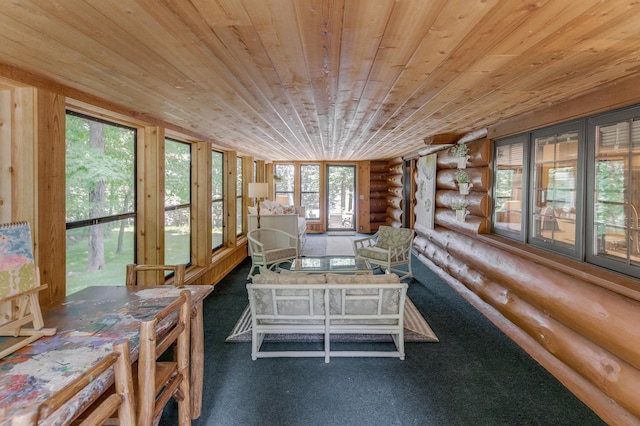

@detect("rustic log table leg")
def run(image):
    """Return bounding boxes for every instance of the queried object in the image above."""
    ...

[190,299,205,419]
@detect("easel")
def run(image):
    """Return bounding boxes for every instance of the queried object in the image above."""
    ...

[0,222,56,359]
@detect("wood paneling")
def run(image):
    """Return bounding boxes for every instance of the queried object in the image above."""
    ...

[1,1,639,162]
[35,89,66,304]
[137,126,165,265]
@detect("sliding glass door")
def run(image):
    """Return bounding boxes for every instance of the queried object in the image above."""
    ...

[326,165,356,231]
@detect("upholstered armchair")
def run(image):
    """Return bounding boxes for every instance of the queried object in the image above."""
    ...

[353,226,414,280]
[247,228,299,279]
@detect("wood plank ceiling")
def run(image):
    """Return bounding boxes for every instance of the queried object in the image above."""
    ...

[1,0,639,160]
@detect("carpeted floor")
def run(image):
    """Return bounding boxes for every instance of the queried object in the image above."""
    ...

[160,254,606,426]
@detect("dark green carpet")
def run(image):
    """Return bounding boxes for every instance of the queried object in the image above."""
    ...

[160,257,605,426]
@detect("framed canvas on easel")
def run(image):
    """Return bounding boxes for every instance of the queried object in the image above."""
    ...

[0,221,56,359]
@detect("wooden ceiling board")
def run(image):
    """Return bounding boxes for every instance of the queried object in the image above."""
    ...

[347,0,500,158]
[1,0,639,160]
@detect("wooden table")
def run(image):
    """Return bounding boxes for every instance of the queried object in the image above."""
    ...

[0,285,213,425]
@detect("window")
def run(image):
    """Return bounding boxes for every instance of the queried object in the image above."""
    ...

[65,112,136,295]
[492,137,526,240]
[300,164,320,220]
[530,123,583,258]
[212,151,224,250]
[236,156,243,236]
[492,107,640,278]
[587,107,640,276]
[165,139,191,265]
[274,164,294,205]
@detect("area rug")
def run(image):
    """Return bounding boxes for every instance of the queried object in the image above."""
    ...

[225,297,439,343]
[327,231,356,236]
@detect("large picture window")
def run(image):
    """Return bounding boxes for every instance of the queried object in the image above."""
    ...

[165,139,191,266]
[65,112,136,295]
[212,150,224,250]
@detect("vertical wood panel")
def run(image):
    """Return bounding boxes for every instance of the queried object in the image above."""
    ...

[0,89,12,223]
[241,155,253,235]
[357,160,371,233]
[224,151,237,247]
[191,140,211,266]
[138,126,165,264]
[35,89,65,304]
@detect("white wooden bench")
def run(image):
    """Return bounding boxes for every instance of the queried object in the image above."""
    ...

[246,273,408,363]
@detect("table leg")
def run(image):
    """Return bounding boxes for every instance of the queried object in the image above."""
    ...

[190,299,204,419]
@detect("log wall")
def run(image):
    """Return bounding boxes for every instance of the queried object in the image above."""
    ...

[434,139,491,234]
[413,135,640,425]
[386,157,403,228]
[369,160,389,232]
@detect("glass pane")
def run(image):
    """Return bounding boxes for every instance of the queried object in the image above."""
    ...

[236,157,243,195]
[165,207,191,265]
[237,197,243,235]
[66,219,134,295]
[494,142,524,234]
[237,157,243,235]
[301,164,320,219]
[165,140,191,264]
[212,151,224,250]
[212,200,224,250]
[327,165,355,230]
[212,151,224,201]
[165,140,191,206]
[593,118,640,265]
[66,114,135,222]
[532,131,578,248]
[275,164,295,192]
[65,113,136,295]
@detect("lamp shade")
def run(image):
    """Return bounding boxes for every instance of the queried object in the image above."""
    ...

[248,182,269,199]
[275,195,290,205]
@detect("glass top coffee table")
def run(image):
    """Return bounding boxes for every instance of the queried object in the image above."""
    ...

[289,256,373,274]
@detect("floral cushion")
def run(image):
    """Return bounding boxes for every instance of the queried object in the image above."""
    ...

[375,226,413,249]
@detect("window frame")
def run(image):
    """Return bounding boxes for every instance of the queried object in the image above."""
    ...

[492,134,529,242]
[300,163,321,221]
[211,150,224,251]
[64,110,137,295]
[164,138,192,266]
[586,105,640,277]
[527,120,585,259]
[274,163,295,205]
[236,156,244,236]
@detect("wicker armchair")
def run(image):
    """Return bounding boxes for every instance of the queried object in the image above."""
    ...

[353,226,414,280]
[247,228,299,279]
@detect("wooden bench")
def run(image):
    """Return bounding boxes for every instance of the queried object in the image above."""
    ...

[246,272,408,363]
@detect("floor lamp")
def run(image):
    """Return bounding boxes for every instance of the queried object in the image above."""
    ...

[248,182,269,229]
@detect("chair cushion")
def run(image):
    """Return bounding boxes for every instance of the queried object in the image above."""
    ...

[253,270,326,285]
[357,246,389,261]
[375,226,412,249]
[325,273,400,284]
[264,248,297,262]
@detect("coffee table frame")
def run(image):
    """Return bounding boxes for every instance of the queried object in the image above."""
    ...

[289,256,373,274]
